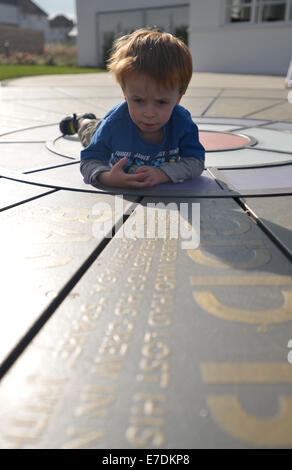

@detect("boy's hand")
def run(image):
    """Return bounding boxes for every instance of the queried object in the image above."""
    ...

[97,158,170,188]
[135,166,171,186]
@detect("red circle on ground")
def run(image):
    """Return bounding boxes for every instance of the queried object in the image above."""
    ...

[199,131,251,151]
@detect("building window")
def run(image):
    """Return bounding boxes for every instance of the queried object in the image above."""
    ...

[226,0,253,22]
[226,0,292,22]
[256,0,286,22]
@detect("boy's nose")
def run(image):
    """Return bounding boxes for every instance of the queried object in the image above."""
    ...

[143,105,156,118]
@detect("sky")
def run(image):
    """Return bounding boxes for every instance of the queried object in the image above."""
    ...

[33,0,76,22]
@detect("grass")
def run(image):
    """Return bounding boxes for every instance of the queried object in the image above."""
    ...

[0,65,105,82]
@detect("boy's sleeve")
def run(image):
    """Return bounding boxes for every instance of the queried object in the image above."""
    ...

[160,157,204,183]
[80,118,112,184]
[160,113,205,183]
[80,159,110,184]
[80,119,112,162]
[179,118,205,161]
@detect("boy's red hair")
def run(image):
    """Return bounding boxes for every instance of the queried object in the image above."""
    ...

[107,29,193,94]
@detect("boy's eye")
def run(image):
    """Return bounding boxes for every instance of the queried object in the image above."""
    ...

[158,100,168,105]
[133,98,143,103]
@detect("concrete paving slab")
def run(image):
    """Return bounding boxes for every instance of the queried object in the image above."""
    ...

[205,98,283,118]
[0,143,74,172]
[0,178,56,211]
[195,117,269,127]
[186,87,223,97]
[206,148,292,168]
[242,196,292,258]
[79,97,127,115]
[247,102,292,121]
[0,124,17,134]
[197,124,243,132]
[0,124,60,142]
[16,99,95,117]
[220,165,292,190]
[0,87,70,101]
[57,86,124,99]
[221,89,287,99]
[1,73,117,88]
[46,135,81,159]
[264,122,292,131]
[240,128,292,153]
[0,116,41,131]
[3,72,285,90]
[0,102,62,124]
[180,97,219,116]
[190,73,285,90]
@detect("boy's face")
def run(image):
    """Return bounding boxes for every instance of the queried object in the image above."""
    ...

[123,73,182,142]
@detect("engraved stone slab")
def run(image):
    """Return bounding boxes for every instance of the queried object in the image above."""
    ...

[0,197,291,449]
[0,190,138,367]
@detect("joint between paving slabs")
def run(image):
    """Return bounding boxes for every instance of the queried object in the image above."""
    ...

[235,196,292,262]
[0,197,142,380]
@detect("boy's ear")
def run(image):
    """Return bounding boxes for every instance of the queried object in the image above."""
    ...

[176,94,183,105]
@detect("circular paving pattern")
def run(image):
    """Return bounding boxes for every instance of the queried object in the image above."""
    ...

[1,117,292,198]
[198,131,257,152]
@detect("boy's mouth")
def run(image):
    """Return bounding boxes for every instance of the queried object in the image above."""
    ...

[142,122,157,128]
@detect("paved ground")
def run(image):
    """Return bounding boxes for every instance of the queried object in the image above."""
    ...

[0,71,292,450]
[1,72,291,133]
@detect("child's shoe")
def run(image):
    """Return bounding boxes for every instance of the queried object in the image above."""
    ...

[59,113,96,135]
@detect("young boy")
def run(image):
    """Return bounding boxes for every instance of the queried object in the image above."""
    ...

[59,29,205,188]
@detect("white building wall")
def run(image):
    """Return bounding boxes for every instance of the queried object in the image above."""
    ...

[189,0,292,75]
[76,0,189,67]
[76,0,292,75]
[97,5,188,67]
[0,3,19,25]
[190,23,292,75]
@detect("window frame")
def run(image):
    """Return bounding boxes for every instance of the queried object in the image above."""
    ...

[225,0,292,24]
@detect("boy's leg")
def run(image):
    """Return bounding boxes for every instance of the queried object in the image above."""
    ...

[78,118,102,147]
[59,113,97,137]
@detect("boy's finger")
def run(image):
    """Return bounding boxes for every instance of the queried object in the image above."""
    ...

[125,173,146,181]
[135,172,149,180]
[135,166,149,173]
[113,157,128,169]
[129,181,152,188]
[125,175,151,186]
